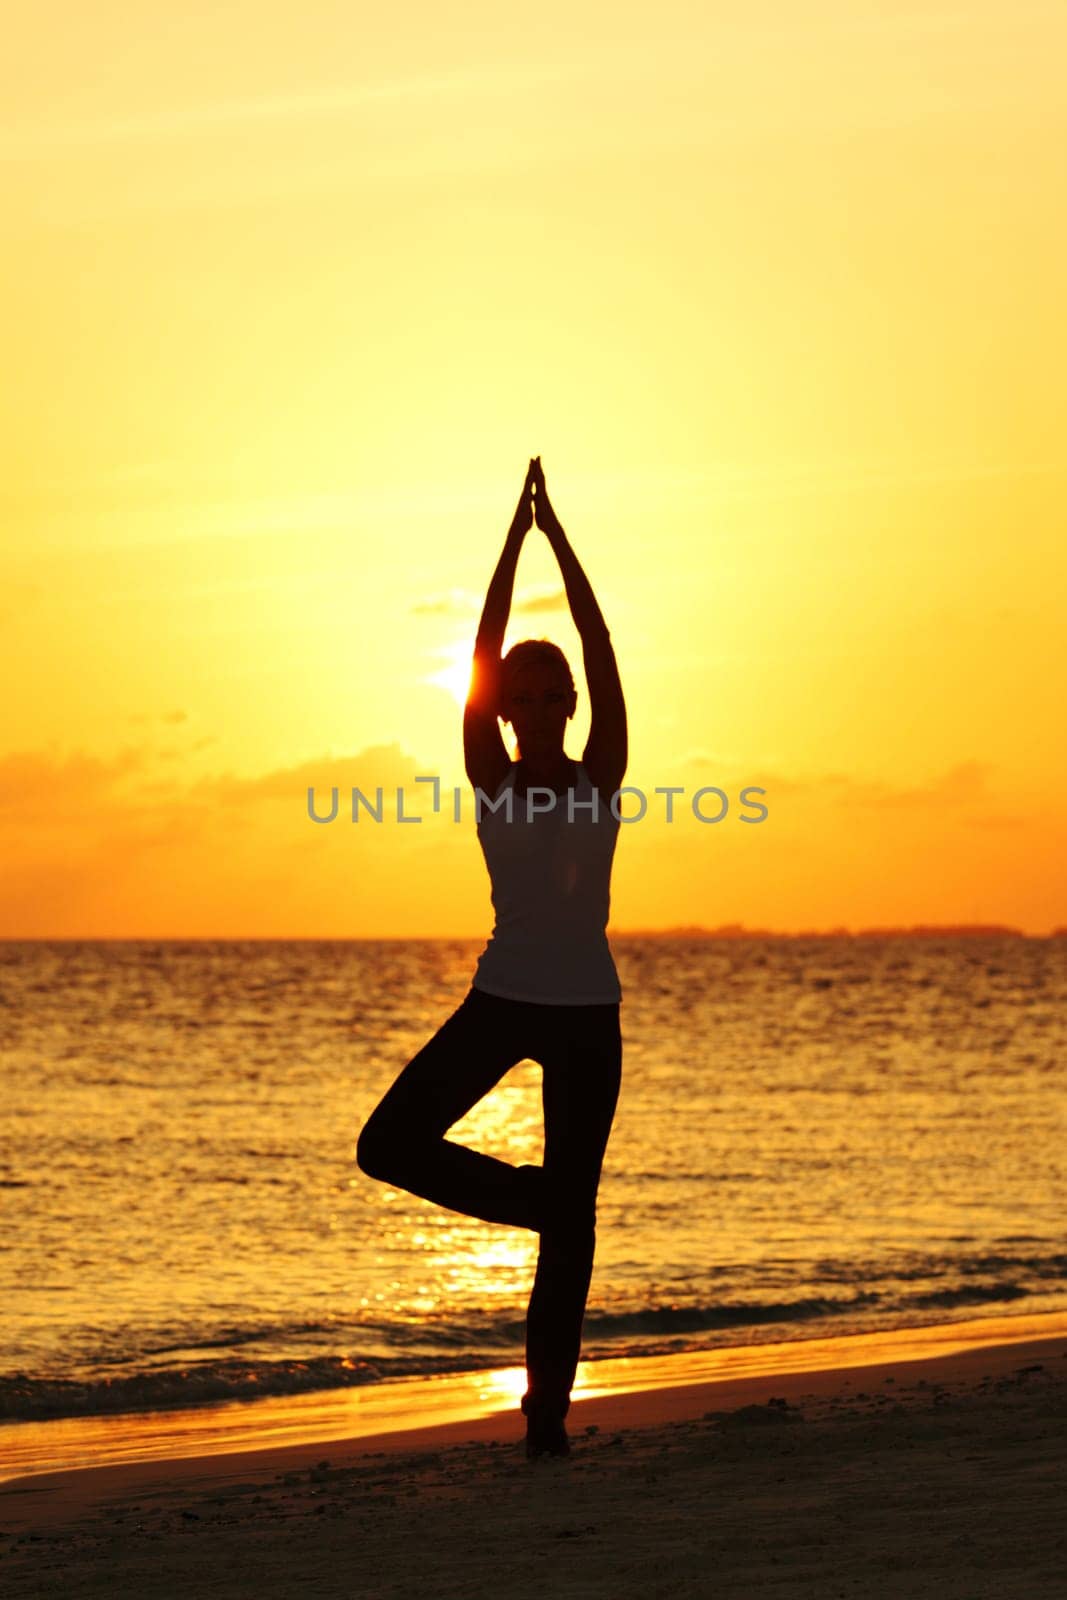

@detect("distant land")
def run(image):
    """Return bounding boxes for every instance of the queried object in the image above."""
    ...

[611,923,1065,939]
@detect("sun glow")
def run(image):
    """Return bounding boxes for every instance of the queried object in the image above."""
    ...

[4,3,1065,940]
[425,642,475,708]
[472,1361,596,1411]
[473,1366,528,1408]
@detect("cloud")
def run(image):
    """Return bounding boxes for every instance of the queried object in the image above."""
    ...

[9,6,1046,162]
[838,760,997,810]
[412,586,564,620]
[0,746,150,820]
[0,740,431,832]
[206,743,425,806]
[411,589,479,618]
[128,709,191,727]
[680,748,749,771]
[687,757,1002,811]
[515,589,566,615]
[1,64,596,156]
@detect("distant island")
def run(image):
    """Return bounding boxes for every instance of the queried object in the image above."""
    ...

[610,923,1050,939]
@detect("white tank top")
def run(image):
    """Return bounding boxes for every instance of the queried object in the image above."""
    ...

[472,760,622,1005]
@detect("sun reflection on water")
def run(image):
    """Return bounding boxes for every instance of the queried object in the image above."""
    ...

[470,1362,596,1409]
[450,1234,538,1297]
[473,1365,527,1408]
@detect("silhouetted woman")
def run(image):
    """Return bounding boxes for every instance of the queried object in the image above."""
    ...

[356,457,627,1459]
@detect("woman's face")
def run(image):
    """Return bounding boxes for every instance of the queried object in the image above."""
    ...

[501,662,575,757]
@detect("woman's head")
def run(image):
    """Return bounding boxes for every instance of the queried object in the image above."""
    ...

[498,640,577,757]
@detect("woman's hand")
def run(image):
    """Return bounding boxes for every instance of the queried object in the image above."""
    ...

[531,456,564,539]
[508,459,537,539]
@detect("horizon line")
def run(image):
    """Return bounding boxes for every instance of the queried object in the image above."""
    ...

[1,922,1063,942]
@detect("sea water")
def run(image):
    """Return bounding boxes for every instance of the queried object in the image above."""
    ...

[1,935,1063,1423]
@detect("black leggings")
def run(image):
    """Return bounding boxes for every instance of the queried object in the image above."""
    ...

[356,984,622,1419]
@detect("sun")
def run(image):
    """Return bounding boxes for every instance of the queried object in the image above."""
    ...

[424,640,475,708]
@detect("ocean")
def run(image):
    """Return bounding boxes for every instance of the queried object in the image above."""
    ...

[1,935,1063,1426]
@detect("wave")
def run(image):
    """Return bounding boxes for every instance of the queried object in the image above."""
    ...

[3,1272,1063,1425]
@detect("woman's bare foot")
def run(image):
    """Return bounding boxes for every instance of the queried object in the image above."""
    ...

[522,1393,571,1458]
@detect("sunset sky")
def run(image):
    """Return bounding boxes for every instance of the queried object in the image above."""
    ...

[2,0,1065,936]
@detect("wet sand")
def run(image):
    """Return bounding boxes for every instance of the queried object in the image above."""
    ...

[2,1314,1065,1598]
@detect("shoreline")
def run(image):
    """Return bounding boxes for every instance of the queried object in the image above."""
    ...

[3,1312,1064,1598]
[3,1309,1064,1535]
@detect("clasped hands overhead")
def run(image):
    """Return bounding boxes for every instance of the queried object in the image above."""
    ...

[510,456,564,540]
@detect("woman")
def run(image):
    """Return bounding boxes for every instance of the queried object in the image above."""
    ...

[356,457,627,1460]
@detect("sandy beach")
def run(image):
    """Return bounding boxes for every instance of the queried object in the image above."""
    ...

[2,1313,1065,1598]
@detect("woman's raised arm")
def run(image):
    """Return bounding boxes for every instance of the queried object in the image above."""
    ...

[463,460,536,791]
[532,458,627,798]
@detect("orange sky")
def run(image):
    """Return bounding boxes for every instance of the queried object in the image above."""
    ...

[2,1,1065,936]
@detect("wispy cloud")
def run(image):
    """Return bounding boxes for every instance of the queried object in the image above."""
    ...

[0,738,429,829]
[9,5,1049,160]
[412,585,565,619]
[411,589,480,619]
[0,61,596,157]
[852,760,996,810]
[690,757,1002,811]
[0,747,162,833]
[516,588,566,616]
[127,708,190,727]
[657,456,1067,506]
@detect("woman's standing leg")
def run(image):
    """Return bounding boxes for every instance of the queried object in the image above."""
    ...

[356,988,541,1231]
[523,1003,622,1428]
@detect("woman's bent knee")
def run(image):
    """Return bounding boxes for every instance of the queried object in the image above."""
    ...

[355,1116,395,1180]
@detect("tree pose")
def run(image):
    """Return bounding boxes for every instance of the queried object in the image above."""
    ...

[357,458,627,1459]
